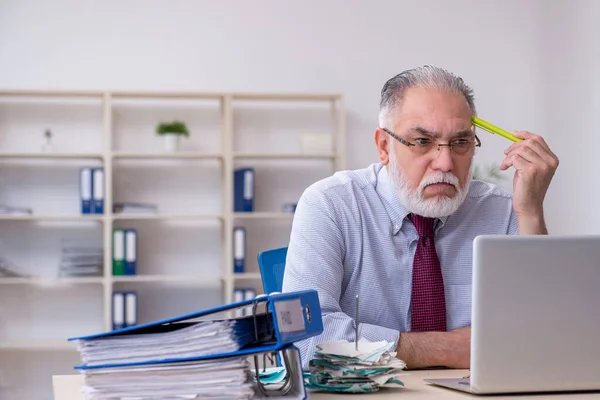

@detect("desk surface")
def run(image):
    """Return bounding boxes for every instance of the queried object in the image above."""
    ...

[53,369,599,399]
[308,369,599,399]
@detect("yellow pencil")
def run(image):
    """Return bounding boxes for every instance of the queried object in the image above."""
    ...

[472,116,522,142]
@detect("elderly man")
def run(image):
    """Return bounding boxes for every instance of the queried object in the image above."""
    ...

[281,65,558,369]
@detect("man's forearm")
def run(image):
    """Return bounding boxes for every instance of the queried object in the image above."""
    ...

[518,212,548,235]
[396,329,470,369]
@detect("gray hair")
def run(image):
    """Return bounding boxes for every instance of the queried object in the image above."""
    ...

[378,65,476,128]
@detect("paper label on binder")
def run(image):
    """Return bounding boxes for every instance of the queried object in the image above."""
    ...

[243,170,253,200]
[274,298,305,333]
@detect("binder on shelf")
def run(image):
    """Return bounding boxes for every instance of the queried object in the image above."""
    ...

[68,289,322,369]
[233,226,246,273]
[80,167,92,214]
[124,291,137,328]
[112,292,125,330]
[234,167,255,212]
[244,288,256,318]
[92,167,104,214]
[112,229,125,276]
[124,229,137,275]
[234,288,245,317]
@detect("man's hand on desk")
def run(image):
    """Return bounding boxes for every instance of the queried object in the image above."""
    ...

[396,326,470,370]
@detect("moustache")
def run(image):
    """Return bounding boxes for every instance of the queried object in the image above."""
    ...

[419,173,460,193]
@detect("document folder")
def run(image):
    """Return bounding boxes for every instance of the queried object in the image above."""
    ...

[77,345,308,399]
[69,289,322,369]
[92,167,104,214]
[79,167,92,214]
[233,226,246,273]
[69,290,321,399]
[234,167,255,212]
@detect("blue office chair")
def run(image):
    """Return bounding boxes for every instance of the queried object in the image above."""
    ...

[256,247,289,368]
[257,246,288,294]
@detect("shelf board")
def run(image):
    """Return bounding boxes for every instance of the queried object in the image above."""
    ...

[0,214,105,221]
[112,152,222,160]
[233,152,337,160]
[0,90,103,98]
[0,152,103,159]
[233,272,262,280]
[112,275,222,284]
[0,276,104,285]
[233,212,295,220]
[111,91,224,100]
[112,213,223,221]
[0,339,77,351]
[232,93,340,101]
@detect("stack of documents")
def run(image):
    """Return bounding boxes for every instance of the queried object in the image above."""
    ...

[76,319,260,367]
[70,289,324,399]
[81,357,255,400]
[113,202,158,214]
[305,338,406,393]
[0,204,32,215]
[0,258,26,277]
[74,319,264,399]
[58,239,103,277]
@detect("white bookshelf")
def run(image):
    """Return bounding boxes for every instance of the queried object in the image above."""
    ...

[0,89,344,400]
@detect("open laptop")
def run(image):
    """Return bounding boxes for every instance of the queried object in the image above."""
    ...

[426,234,600,394]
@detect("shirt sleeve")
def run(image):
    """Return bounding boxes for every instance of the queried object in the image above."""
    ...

[507,205,518,235]
[281,184,400,369]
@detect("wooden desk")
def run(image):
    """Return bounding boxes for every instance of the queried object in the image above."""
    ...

[53,370,600,399]
[310,369,600,399]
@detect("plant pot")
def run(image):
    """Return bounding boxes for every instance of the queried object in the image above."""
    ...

[163,134,180,152]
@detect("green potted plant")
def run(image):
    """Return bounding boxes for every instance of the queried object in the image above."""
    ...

[156,120,190,152]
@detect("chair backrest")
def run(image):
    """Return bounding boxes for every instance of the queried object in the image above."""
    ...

[257,247,288,294]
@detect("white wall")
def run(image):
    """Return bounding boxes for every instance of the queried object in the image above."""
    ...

[0,0,596,230]
[538,0,600,234]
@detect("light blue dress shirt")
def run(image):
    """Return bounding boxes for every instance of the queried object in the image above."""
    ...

[281,162,518,367]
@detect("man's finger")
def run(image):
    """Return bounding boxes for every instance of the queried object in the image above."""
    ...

[512,130,553,155]
[506,145,544,165]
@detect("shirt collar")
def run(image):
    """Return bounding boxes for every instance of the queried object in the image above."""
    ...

[375,164,448,235]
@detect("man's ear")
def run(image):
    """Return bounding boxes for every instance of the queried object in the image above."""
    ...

[374,128,390,165]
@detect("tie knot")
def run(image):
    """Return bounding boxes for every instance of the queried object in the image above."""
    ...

[410,214,436,238]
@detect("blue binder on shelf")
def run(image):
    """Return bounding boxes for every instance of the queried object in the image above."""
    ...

[234,167,255,212]
[111,291,125,331]
[124,229,137,275]
[92,167,104,214]
[233,226,246,273]
[80,167,92,214]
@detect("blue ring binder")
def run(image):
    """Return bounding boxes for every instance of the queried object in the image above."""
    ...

[69,290,321,357]
[69,290,322,398]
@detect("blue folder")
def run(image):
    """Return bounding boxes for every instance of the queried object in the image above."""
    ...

[68,289,322,370]
[234,167,255,212]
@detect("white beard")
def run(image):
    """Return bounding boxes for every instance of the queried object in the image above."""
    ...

[387,148,472,218]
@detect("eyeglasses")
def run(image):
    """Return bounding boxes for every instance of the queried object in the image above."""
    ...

[382,128,481,158]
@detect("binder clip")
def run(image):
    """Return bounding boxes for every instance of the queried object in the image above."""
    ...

[249,298,307,398]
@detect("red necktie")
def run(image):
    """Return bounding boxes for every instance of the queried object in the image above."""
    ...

[409,214,447,332]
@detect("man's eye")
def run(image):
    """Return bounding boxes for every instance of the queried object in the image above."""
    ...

[414,138,432,146]
[452,139,470,146]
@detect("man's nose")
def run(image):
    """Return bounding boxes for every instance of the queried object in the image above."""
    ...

[430,145,454,172]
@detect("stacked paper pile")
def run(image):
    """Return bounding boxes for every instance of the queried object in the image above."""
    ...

[76,319,258,367]
[81,357,255,400]
[58,239,103,277]
[0,204,32,215]
[113,202,158,214]
[74,318,267,399]
[306,338,406,393]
